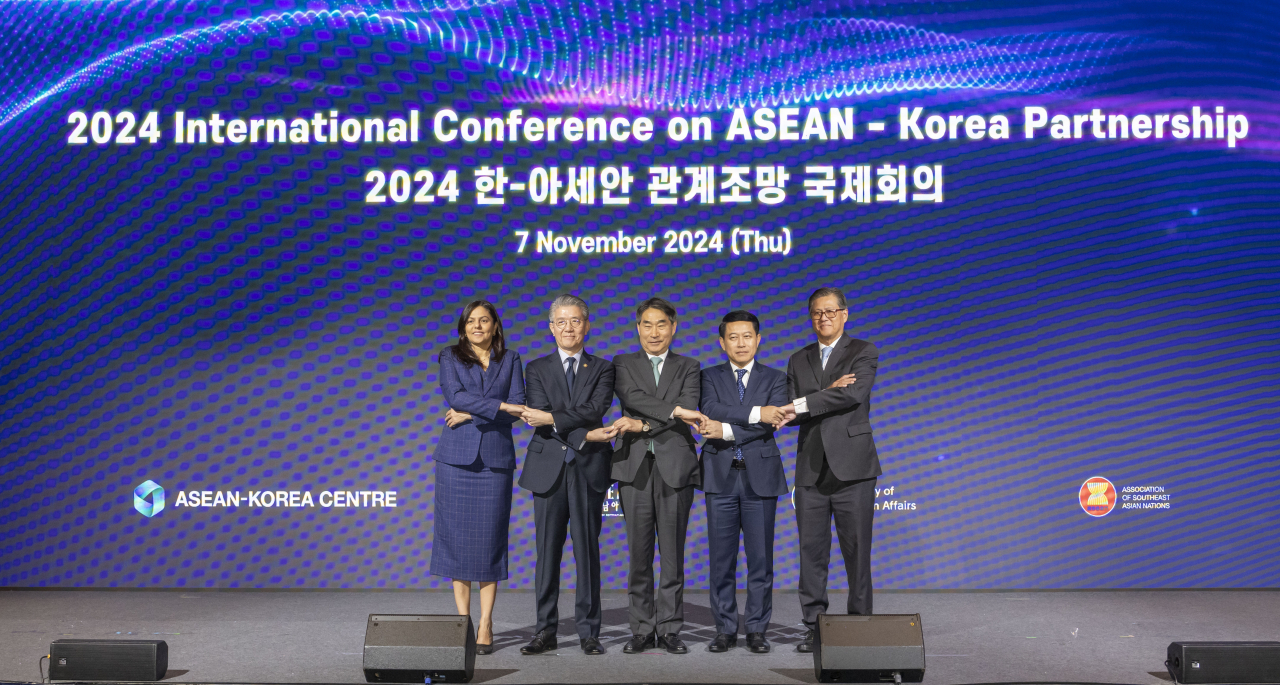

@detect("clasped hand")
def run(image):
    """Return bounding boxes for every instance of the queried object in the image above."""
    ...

[690,405,799,435]
[445,403,528,428]
[606,406,704,437]
[513,406,619,442]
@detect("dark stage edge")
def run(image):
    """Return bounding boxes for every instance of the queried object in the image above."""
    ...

[3,590,1278,684]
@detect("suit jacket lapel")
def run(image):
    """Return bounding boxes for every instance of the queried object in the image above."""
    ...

[719,364,739,405]
[485,353,505,394]
[742,362,765,404]
[570,352,593,403]
[823,336,856,383]
[804,344,824,392]
[544,355,568,406]
[466,359,484,393]
[630,353,659,394]
[656,352,679,398]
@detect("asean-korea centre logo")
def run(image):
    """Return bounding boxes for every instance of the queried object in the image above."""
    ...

[133,480,165,517]
[1079,476,1116,517]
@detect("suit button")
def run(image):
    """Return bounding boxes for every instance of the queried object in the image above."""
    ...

[561,446,567,450]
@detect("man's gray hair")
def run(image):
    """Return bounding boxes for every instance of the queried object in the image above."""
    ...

[548,294,590,322]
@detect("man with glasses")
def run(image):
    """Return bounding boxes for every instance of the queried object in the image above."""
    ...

[779,287,882,653]
[610,297,704,655]
[517,294,619,655]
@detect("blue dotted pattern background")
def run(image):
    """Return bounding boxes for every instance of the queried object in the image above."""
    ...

[1,1,1279,589]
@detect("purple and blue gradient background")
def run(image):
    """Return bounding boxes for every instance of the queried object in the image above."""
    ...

[1,0,1277,589]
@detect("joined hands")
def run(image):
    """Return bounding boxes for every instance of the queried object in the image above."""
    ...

[449,394,819,437]
[446,403,529,428]
[758,405,798,429]
[515,406,619,442]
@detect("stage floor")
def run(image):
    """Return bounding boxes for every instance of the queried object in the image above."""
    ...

[2,589,1277,684]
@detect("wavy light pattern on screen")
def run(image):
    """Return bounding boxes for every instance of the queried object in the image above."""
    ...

[0,9,430,128]
[0,1,1134,128]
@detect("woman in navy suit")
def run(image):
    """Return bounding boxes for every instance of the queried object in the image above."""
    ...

[432,299,526,653]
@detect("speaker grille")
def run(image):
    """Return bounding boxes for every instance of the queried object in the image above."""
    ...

[363,614,475,683]
[815,614,925,683]
[48,639,168,682]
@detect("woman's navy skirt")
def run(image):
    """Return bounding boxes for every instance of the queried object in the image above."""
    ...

[430,457,514,582]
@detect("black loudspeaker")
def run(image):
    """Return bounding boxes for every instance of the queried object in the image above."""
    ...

[1168,642,1280,684]
[48,639,168,681]
[363,614,475,683]
[814,614,925,683]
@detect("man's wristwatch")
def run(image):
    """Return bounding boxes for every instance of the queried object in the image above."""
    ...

[641,420,651,433]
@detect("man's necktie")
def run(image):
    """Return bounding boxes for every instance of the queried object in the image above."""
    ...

[564,357,577,463]
[733,368,747,466]
[648,356,662,452]
[821,345,833,370]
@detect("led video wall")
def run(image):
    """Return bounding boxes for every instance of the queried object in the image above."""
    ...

[1,0,1278,589]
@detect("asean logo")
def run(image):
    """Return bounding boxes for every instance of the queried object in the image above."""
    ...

[1079,476,1116,517]
[133,480,165,518]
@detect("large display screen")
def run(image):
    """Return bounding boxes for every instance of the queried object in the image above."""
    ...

[2,0,1277,590]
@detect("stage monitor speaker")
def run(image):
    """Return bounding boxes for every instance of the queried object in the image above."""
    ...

[48,639,168,682]
[1167,642,1280,684]
[814,614,925,683]
[363,614,475,683]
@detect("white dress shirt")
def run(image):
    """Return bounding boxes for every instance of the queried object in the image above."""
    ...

[793,336,842,415]
[720,358,763,443]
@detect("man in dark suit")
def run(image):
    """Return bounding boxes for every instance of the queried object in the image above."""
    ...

[610,297,703,655]
[781,287,880,653]
[516,294,618,656]
[695,310,791,654]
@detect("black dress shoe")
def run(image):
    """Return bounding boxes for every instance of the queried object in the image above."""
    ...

[622,633,655,654]
[796,628,815,653]
[581,637,605,655]
[657,633,688,654]
[475,642,493,655]
[746,632,771,653]
[707,633,737,652]
[520,628,557,655]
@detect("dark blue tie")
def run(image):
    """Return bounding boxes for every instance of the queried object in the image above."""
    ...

[734,368,747,465]
[564,357,577,463]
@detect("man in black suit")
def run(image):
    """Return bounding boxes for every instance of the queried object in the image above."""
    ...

[781,287,880,653]
[610,297,703,655]
[516,294,618,656]
[695,310,791,654]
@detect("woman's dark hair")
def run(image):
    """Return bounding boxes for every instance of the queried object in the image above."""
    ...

[451,300,507,367]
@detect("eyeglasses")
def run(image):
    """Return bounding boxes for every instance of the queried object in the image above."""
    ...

[552,318,585,330]
[810,308,846,321]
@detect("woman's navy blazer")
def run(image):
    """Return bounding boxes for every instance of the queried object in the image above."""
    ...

[434,347,526,469]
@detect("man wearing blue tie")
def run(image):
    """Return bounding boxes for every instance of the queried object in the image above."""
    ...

[516,295,618,656]
[780,287,880,654]
[694,310,792,654]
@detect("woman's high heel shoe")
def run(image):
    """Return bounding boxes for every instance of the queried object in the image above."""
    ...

[475,621,495,655]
